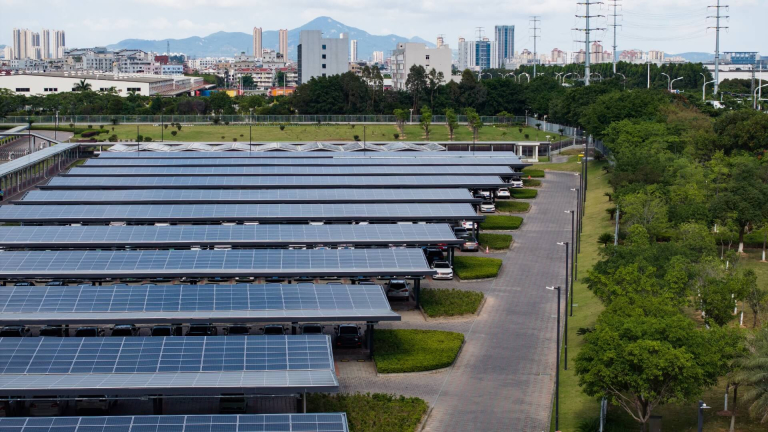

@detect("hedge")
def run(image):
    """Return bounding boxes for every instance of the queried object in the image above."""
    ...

[478,233,513,249]
[522,168,545,178]
[80,129,108,138]
[479,215,524,230]
[374,329,464,373]
[511,188,538,199]
[454,256,503,279]
[495,201,530,213]
[523,179,542,187]
[307,393,427,432]
[31,125,90,134]
[421,288,484,317]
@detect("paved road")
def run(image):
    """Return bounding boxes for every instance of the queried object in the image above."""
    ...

[421,171,577,432]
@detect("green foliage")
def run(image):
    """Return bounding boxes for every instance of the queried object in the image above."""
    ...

[522,168,545,178]
[453,256,503,279]
[445,108,458,141]
[477,233,513,249]
[374,329,464,373]
[421,288,484,317]
[597,232,615,246]
[307,393,427,432]
[510,189,538,199]
[618,189,670,240]
[733,327,768,424]
[713,110,768,155]
[419,106,432,139]
[479,215,523,230]
[523,179,541,187]
[495,201,530,213]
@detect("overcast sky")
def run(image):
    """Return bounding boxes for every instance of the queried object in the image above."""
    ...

[2,0,765,55]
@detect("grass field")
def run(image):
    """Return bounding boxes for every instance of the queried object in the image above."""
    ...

[75,123,556,143]
[479,215,524,230]
[495,201,531,213]
[421,288,485,317]
[478,233,514,249]
[535,155,584,173]
[307,393,428,432]
[374,329,464,373]
[453,256,503,279]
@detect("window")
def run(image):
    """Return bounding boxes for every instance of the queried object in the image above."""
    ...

[426,55,430,60]
[322,44,326,50]
[322,73,326,77]
[322,64,326,69]
[15,88,30,92]
[127,87,141,92]
[322,54,326,59]
[43,88,58,92]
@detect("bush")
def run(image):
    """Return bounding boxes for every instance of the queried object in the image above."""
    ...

[240,134,244,137]
[233,138,237,142]
[212,117,220,125]
[495,201,530,213]
[144,136,152,142]
[68,123,74,128]
[394,133,399,140]
[224,121,230,126]
[421,289,484,317]
[80,130,107,138]
[354,135,360,141]
[171,131,177,136]
[111,118,119,125]
[454,256,503,279]
[478,233,513,249]
[164,124,168,129]
[99,125,105,129]
[136,135,143,142]
[479,215,523,230]
[510,189,538,199]
[598,232,615,246]
[524,133,530,139]
[176,124,182,131]
[374,329,464,373]
[522,168,545,178]
[307,393,427,432]
[523,179,541,187]
[87,124,92,129]
[279,124,285,131]
[108,134,118,142]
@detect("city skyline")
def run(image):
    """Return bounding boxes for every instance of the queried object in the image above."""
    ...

[0,0,765,56]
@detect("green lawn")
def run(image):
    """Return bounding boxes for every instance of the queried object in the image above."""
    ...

[307,393,428,432]
[523,179,542,187]
[479,215,523,230]
[478,233,514,249]
[535,155,584,173]
[522,168,546,178]
[421,288,484,317]
[495,201,531,213]
[76,123,553,143]
[510,189,538,199]
[373,329,464,373]
[453,256,503,279]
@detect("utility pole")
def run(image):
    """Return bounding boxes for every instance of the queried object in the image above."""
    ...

[608,0,621,74]
[708,0,729,95]
[530,16,541,78]
[575,1,605,86]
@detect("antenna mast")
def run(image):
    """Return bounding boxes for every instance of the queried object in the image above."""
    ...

[708,0,729,95]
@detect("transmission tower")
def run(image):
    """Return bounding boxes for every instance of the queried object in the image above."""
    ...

[530,16,541,77]
[708,0,729,95]
[574,1,605,86]
[607,0,621,74]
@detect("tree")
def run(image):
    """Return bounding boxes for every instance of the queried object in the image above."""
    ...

[598,232,615,247]
[465,107,483,141]
[419,106,432,140]
[405,65,427,111]
[619,189,670,241]
[742,269,765,328]
[426,68,445,108]
[73,79,92,92]
[393,109,408,133]
[241,75,255,88]
[734,327,768,424]
[575,297,742,430]
[445,108,458,141]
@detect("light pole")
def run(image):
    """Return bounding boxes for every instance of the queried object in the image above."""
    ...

[562,73,573,84]
[591,72,602,82]
[697,401,711,432]
[616,72,626,90]
[555,72,564,82]
[520,72,531,83]
[660,72,671,91]
[409,108,414,124]
[565,210,576,316]
[556,241,569,370]
[670,77,684,92]
[546,286,562,432]
[503,72,516,81]
[753,83,768,110]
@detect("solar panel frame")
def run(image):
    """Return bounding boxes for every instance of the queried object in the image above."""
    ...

[0,248,435,279]
[65,165,516,177]
[97,151,523,159]
[0,203,483,223]
[0,224,462,248]
[0,284,401,325]
[84,156,527,167]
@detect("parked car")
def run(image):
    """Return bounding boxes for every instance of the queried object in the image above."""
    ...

[385,280,411,300]
[510,179,524,189]
[186,324,217,336]
[261,325,285,335]
[74,327,105,337]
[478,190,492,199]
[480,201,496,213]
[453,227,469,238]
[460,236,480,252]
[0,326,30,337]
[335,324,363,348]
[497,188,511,199]
[234,276,255,283]
[460,220,475,230]
[219,394,247,414]
[264,277,286,284]
[151,325,183,337]
[300,324,324,335]
[224,325,251,335]
[431,261,454,280]
[75,395,115,415]
[45,281,66,287]
[39,325,67,337]
[424,248,445,265]
[28,397,67,416]
[110,324,140,337]
[13,282,34,286]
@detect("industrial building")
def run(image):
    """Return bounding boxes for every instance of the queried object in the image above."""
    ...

[297,30,349,84]
[0,71,205,96]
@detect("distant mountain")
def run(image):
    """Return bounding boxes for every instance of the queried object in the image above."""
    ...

[106,16,435,61]
[667,52,714,63]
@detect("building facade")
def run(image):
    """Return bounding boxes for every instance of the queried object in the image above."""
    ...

[458,39,497,71]
[494,25,515,67]
[372,51,384,64]
[391,42,452,91]
[724,52,758,65]
[350,40,357,62]
[278,29,288,58]
[253,27,262,58]
[54,30,66,59]
[297,30,349,84]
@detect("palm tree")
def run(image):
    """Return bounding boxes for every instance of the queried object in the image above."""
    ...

[734,327,768,425]
[74,79,92,92]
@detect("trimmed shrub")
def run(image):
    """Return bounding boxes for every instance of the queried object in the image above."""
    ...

[307,393,427,432]
[522,168,545,178]
[478,233,513,249]
[454,256,503,279]
[374,329,464,373]
[171,131,177,136]
[510,189,538,199]
[279,124,285,131]
[479,216,523,230]
[421,289,484,317]
[495,201,530,213]
[354,135,360,141]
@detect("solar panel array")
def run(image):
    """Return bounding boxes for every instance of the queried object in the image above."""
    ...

[67,165,514,176]
[19,188,477,204]
[0,284,400,324]
[43,175,507,189]
[84,156,525,167]
[98,151,523,159]
[0,203,481,222]
[0,224,461,248]
[0,248,433,278]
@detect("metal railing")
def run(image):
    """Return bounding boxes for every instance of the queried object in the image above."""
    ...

[0,115,527,125]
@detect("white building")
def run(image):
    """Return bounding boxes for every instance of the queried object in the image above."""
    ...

[42,30,50,60]
[391,42,452,91]
[0,71,204,96]
[54,30,66,59]
[350,40,357,62]
[458,39,497,71]
[297,30,349,84]
[253,27,262,58]
[372,51,384,64]
[278,29,288,58]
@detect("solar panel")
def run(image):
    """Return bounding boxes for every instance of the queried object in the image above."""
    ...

[98,151,523,159]
[0,203,482,222]
[66,165,515,177]
[0,224,461,248]
[0,414,350,432]
[0,248,434,279]
[19,188,478,205]
[42,175,508,189]
[0,284,400,324]
[84,156,525,167]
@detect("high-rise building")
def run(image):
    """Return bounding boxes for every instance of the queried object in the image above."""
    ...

[494,25,515,67]
[350,40,357,62]
[458,38,497,71]
[590,42,603,64]
[12,28,23,60]
[297,30,349,84]
[42,29,50,59]
[391,42,452,91]
[551,48,566,64]
[27,31,41,60]
[253,27,262,58]
[648,50,665,62]
[372,51,384,64]
[436,35,444,48]
[278,29,288,57]
[54,30,66,59]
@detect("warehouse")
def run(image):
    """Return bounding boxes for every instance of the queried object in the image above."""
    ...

[0,71,204,96]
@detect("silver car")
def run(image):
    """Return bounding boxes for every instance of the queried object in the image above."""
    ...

[386,280,411,300]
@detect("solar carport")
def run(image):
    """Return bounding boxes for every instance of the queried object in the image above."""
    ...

[84,156,527,167]
[97,151,523,159]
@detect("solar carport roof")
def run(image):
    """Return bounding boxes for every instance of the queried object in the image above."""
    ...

[0,203,483,223]
[98,151,523,159]
[0,284,400,325]
[0,414,350,432]
[65,165,516,177]
[18,188,479,205]
[0,224,461,249]
[85,156,526,167]
[0,335,338,396]
[0,248,434,279]
[41,175,508,190]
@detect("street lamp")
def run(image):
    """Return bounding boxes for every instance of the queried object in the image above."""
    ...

[503,73,516,80]
[555,72,564,81]
[591,72,602,81]
[562,73,573,84]
[702,80,717,102]
[616,72,626,90]
[520,72,531,83]
[670,77,684,92]
[660,72,671,90]
[565,210,576,316]
[556,241,570,370]
[546,286,562,432]
[409,108,414,125]
[697,401,711,432]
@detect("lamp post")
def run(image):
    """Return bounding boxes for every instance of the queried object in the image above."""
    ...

[54,110,59,141]
[409,108,414,124]
[546,286,562,432]
[616,72,626,90]
[670,77,684,92]
[565,210,576,316]
[697,401,711,432]
[660,72,671,91]
[556,241,570,370]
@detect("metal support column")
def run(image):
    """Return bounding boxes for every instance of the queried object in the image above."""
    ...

[152,397,163,415]
[367,323,375,359]
[292,323,298,335]
[413,278,421,307]
[448,248,454,266]
[303,391,307,413]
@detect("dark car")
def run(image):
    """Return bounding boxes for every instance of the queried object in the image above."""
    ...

[264,277,286,284]
[110,325,140,337]
[300,324,324,335]
[224,325,250,336]
[294,276,315,282]
[0,326,30,337]
[424,248,445,265]
[261,325,285,335]
[74,327,105,337]
[39,325,67,337]
[45,281,66,287]
[335,325,363,348]
[13,282,35,287]
[186,324,217,336]
[150,325,183,337]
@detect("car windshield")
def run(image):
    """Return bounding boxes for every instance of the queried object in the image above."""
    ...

[303,326,323,334]
[339,326,357,335]
[227,326,249,334]
[152,328,172,336]
[434,262,450,269]
[264,327,283,335]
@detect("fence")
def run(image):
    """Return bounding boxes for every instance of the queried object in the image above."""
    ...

[0,115,527,125]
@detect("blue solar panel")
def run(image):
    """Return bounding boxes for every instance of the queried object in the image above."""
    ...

[84,156,525,167]
[66,165,514,176]
[98,151,522,159]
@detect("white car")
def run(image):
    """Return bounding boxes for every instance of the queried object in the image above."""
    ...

[478,190,492,199]
[480,201,496,213]
[461,220,475,230]
[432,261,454,280]
[385,280,411,300]
[510,179,524,188]
[497,188,511,199]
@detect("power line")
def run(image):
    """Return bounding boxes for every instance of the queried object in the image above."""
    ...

[530,16,541,77]
[708,0,729,95]
[574,1,605,85]
[608,0,621,74]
